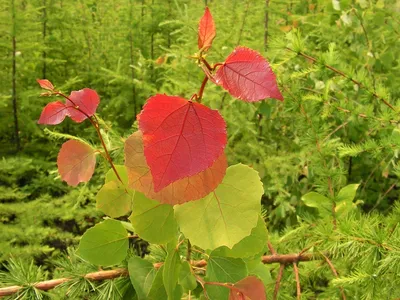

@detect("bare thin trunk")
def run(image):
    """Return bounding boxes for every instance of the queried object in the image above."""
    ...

[42,0,47,78]
[11,0,20,152]
[264,0,269,51]
[129,0,137,116]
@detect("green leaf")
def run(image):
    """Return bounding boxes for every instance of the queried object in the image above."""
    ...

[105,165,129,185]
[205,252,248,300]
[128,256,156,300]
[163,245,182,299]
[77,219,128,266]
[228,216,267,258]
[302,192,331,214]
[148,266,167,300]
[336,184,360,203]
[250,263,273,287]
[129,192,178,244]
[96,181,133,218]
[179,261,197,291]
[174,164,263,250]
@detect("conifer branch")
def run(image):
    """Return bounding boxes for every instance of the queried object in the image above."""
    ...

[285,47,395,111]
[0,253,322,296]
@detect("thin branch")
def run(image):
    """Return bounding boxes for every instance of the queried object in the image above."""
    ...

[320,252,346,300]
[273,264,285,300]
[285,47,395,111]
[293,262,301,300]
[267,241,277,255]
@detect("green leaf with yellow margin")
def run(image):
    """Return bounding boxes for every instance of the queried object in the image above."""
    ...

[174,164,263,250]
[96,180,133,218]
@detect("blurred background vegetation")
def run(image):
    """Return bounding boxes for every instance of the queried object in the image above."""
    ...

[0,0,399,295]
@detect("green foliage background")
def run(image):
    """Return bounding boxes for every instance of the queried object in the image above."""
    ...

[0,0,400,298]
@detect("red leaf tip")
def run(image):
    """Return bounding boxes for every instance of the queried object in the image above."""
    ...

[198,6,216,52]
[37,79,54,91]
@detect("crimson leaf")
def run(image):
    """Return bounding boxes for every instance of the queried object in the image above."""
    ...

[66,88,100,123]
[229,276,266,300]
[37,79,54,90]
[215,46,283,102]
[138,94,227,192]
[57,140,97,186]
[38,101,68,125]
[124,131,227,204]
[198,7,216,52]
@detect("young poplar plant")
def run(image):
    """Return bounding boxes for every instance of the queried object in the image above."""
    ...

[36,7,282,299]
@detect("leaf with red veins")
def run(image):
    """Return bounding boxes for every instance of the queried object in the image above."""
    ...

[215,46,283,102]
[198,7,216,52]
[138,95,227,192]
[57,140,97,186]
[66,88,100,123]
[38,101,68,125]
[124,131,227,205]
[229,276,266,300]
[37,79,54,90]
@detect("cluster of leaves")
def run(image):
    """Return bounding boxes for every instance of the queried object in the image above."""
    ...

[33,7,283,299]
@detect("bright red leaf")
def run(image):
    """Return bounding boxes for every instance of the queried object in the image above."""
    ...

[38,101,68,125]
[57,140,97,186]
[66,88,100,123]
[229,276,266,300]
[138,94,227,192]
[124,131,227,205]
[198,7,216,52]
[37,79,54,90]
[214,46,283,102]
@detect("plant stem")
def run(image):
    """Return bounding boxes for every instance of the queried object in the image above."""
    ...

[186,240,192,261]
[197,76,209,102]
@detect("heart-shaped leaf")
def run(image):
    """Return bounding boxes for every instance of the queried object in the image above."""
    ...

[138,95,226,192]
[124,131,227,204]
[38,101,68,125]
[215,47,283,102]
[174,164,263,250]
[66,88,100,123]
[77,219,129,266]
[57,139,97,186]
[198,7,216,52]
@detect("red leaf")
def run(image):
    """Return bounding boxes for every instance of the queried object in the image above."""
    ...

[57,140,97,186]
[138,95,227,192]
[229,276,266,300]
[38,101,68,125]
[198,7,216,52]
[37,79,54,90]
[66,88,100,123]
[124,131,227,205]
[215,47,283,102]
